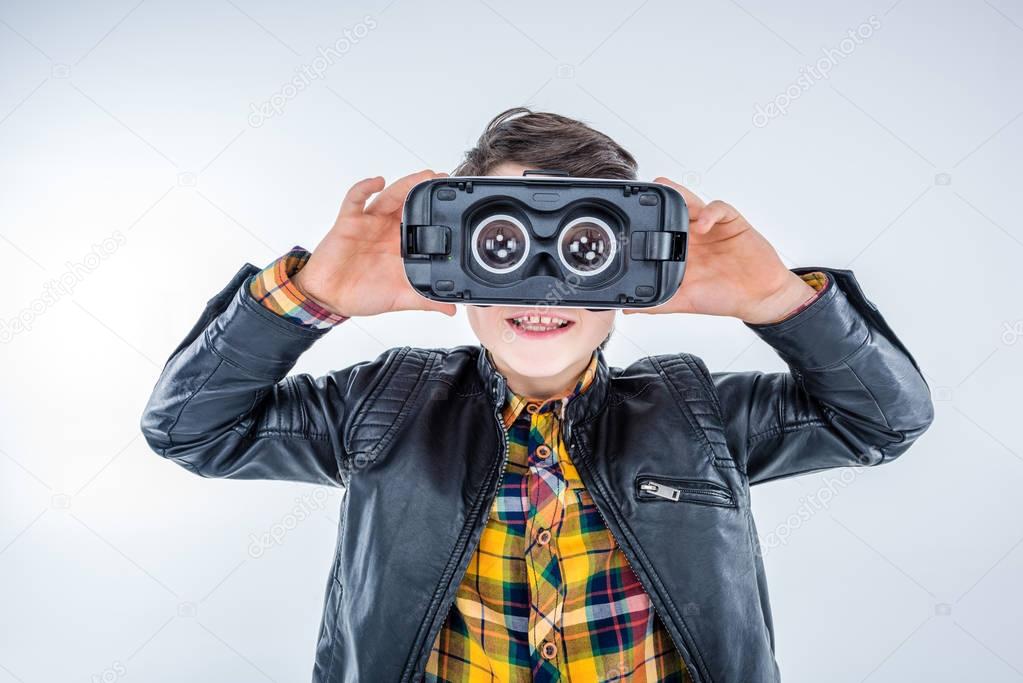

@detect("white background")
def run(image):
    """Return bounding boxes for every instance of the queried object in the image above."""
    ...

[2,1,1022,681]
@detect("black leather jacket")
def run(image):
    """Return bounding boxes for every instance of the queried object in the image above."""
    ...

[141,264,933,683]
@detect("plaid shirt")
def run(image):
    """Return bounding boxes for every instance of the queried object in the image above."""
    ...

[249,248,829,681]
[424,349,690,682]
[248,247,349,329]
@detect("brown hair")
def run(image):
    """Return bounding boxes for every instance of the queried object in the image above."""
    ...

[452,107,638,180]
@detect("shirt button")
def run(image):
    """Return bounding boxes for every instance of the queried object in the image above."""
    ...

[535,444,552,459]
[540,640,558,660]
[537,528,552,546]
[526,402,540,415]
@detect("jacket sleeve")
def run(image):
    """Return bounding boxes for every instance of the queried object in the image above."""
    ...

[139,263,397,487]
[710,267,934,485]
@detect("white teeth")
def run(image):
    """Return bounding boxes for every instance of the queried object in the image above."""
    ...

[509,314,570,332]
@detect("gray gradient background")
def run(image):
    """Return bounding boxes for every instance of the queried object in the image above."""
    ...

[2,1,1022,681]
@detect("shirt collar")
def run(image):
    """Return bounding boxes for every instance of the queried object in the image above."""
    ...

[477,344,611,437]
[498,350,601,429]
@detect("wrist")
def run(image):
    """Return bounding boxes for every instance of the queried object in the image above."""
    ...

[740,273,819,325]
[290,269,348,318]
[250,247,349,328]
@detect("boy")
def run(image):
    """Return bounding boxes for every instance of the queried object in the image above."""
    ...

[141,108,933,682]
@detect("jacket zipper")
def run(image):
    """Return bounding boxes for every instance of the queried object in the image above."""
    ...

[638,479,733,503]
[639,480,683,501]
[566,418,708,683]
[410,379,511,680]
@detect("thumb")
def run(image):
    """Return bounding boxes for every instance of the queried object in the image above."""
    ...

[435,303,457,317]
[419,298,457,317]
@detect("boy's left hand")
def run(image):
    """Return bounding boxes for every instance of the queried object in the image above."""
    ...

[623,177,818,324]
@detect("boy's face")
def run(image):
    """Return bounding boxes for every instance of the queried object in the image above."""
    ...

[465,162,616,381]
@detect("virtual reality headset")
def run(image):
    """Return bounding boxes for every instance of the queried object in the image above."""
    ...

[400,172,689,310]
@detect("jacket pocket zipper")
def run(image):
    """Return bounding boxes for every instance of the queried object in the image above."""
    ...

[636,478,735,507]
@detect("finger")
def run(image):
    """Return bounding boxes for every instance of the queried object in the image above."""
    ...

[339,176,385,219]
[622,305,651,315]
[690,199,738,235]
[653,176,706,213]
[622,301,670,315]
[622,296,697,316]
[423,300,458,317]
[398,287,458,316]
[365,169,439,217]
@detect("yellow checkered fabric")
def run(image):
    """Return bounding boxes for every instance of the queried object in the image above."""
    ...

[425,350,690,682]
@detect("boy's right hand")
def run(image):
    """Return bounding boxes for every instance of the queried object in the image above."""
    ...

[291,170,457,318]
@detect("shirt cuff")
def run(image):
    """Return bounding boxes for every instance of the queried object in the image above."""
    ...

[249,246,349,330]
[769,271,829,323]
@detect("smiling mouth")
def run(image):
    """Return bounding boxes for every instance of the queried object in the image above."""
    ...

[506,313,574,334]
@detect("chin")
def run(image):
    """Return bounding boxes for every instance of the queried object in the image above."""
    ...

[497,337,587,375]
[503,352,572,378]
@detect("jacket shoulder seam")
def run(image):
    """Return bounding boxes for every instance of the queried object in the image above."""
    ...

[749,419,830,445]
[346,347,439,462]
[372,350,439,459]
[431,376,484,397]
[606,380,657,406]
[649,354,726,465]
[250,429,332,441]
[344,346,409,454]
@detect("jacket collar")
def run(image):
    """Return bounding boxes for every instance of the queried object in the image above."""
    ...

[476,344,611,426]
